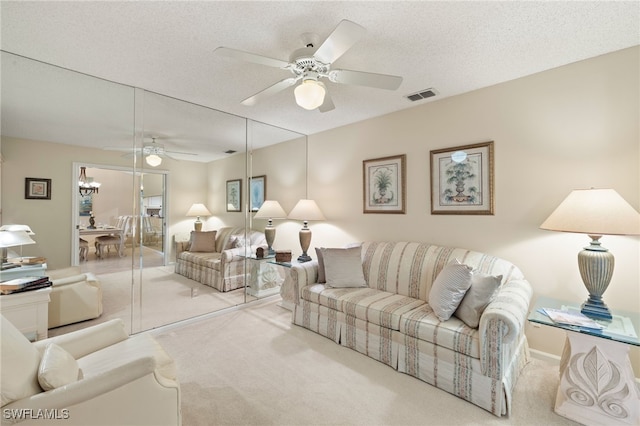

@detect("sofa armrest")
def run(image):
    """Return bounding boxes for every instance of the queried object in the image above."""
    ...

[46,267,82,281]
[478,279,532,378]
[33,319,128,359]
[50,272,98,287]
[1,357,161,421]
[175,240,190,255]
[289,261,319,304]
[220,244,268,263]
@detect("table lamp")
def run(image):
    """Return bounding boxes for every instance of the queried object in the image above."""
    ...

[253,200,287,255]
[540,188,640,320]
[0,230,36,270]
[186,203,212,232]
[288,199,325,262]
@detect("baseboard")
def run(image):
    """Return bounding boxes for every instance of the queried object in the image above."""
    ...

[529,348,560,365]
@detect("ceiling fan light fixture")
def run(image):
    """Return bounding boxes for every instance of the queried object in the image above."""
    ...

[294,78,326,110]
[145,154,162,167]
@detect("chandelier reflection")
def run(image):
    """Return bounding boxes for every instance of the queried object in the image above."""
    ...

[79,166,101,196]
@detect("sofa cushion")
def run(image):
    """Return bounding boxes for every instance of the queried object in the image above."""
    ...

[301,284,368,311]
[178,251,222,271]
[1,315,42,407]
[428,260,473,321]
[399,304,481,359]
[190,230,217,252]
[342,292,426,330]
[321,246,367,288]
[454,272,502,328]
[37,344,82,391]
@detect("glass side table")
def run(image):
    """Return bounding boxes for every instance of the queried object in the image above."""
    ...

[528,296,639,425]
[244,254,284,298]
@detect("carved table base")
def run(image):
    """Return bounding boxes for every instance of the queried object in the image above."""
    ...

[556,332,640,425]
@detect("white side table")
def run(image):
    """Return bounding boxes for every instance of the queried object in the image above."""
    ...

[0,287,52,341]
[245,255,285,298]
[529,296,640,426]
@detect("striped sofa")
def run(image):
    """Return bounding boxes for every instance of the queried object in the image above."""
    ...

[175,227,266,292]
[288,241,532,417]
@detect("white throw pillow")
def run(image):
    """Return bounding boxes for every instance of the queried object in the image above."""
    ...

[189,230,217,252]
[454,272,502,328]
[38,344,83,391]
[428,259,473,321]
[321,246,367,288]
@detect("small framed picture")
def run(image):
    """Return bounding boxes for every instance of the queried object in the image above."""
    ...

[430,141,494,215]
[363,154,406,214]
[25,178,52,200]
[250,175,266,212]
[226,179,242,212]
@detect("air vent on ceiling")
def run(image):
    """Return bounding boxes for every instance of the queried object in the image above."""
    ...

[224,150,237,154]
[406,88,437,102]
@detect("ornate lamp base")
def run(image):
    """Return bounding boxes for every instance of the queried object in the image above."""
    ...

[297,223,312,262]
[264,226,276,255]
[578,235,614,320]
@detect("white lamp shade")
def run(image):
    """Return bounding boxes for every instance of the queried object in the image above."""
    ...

[253,200,287,220]
[288,199,326,221]
[0,230,36,248]
[145,154,162,167]
[294,80,326,110]
[186,203,212,217]
[0,224,35,235]
[540,188,640,236]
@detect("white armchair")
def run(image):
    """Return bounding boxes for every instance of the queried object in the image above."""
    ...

[1,315,181,425]
[46,267,102,329]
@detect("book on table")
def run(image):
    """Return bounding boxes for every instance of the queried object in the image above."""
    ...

[0,276,52,295]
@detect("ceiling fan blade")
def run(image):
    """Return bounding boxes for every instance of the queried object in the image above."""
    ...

[103,146,141,153]
[329,69,403,90]
[318,87,335,113]
[215,47,290,69]
[241,77,298,106]
[313,20,366,64]
[165,150,197,156]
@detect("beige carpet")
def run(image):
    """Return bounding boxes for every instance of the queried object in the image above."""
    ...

[49,266,247,336]
[154,299,580,426]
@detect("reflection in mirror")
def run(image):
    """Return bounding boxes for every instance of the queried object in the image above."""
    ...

[0,51,308,338]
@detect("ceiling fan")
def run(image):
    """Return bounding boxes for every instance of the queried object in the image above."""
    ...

[104,137,197,167]
[215,20,403,112]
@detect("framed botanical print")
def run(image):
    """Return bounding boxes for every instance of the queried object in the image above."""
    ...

[430,141,494,215]
[25,177,52,200]
[226,179,242,212]
[250,175,266,212]
[363,154,406,214]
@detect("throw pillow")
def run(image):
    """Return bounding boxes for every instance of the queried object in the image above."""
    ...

[37,344,83,391]
[454,272,502,328]
[189,230,217,252]
[315,247,326,283]
[428,259,473,321]
[1,315,42,406]
[230,235,248,248]
[321,246,367,288]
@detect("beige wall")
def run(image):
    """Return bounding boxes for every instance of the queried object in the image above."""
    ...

[303,46,639,372]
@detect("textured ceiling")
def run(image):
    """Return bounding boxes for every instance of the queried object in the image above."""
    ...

[1,1,638,158]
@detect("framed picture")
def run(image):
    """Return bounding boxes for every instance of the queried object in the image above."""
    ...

[79,195,93,216]
[226,179,242,212]
[250,175,266,212]
[363,154,406,214]
[25,177,52,200]
[430,141,494,215]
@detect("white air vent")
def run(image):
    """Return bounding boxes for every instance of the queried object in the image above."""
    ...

[406,88,437,102]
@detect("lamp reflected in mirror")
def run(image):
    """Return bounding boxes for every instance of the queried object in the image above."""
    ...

[186,203,212,231]
[0,229,36,270]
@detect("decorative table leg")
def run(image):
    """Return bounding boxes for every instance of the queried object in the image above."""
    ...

[556,332,640,425]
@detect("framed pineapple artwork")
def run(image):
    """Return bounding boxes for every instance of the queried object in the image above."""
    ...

[363,154,406,214]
